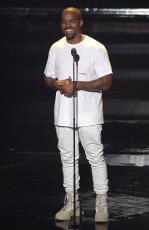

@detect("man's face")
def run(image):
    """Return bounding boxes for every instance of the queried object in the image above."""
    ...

[61,10,83,42]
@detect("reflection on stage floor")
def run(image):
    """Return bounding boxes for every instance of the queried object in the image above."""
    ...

[0,147,149,229]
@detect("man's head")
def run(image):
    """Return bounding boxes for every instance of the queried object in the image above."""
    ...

[61,7,83,44]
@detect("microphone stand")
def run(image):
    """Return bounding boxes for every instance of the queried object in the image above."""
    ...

[69,54,80,230]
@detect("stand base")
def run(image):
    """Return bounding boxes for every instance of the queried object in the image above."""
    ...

[68,227,80,230]
[68,216,82,229]
[68,223,81,230]
[55,218,81,229]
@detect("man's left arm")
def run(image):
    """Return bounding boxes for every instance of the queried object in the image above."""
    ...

[59,74,112,96]
[75,74,112,92]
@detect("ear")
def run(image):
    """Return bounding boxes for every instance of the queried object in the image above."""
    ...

[80,19,84,27]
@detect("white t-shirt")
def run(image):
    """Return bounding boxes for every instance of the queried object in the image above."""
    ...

[44,35,112,127]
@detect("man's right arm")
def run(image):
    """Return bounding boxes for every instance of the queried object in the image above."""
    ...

[43,76,57,89]
[43,76,65,91]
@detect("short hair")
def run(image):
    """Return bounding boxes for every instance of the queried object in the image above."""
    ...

[62,7,82,19]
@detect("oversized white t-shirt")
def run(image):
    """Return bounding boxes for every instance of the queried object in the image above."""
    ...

[44,35,112,127]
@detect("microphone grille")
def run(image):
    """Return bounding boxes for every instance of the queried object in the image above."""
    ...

[71,48,76,56]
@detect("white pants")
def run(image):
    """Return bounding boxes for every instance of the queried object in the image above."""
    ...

[55,125,108,195]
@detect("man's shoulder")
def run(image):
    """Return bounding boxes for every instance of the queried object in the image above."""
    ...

[85,35,105,49]
[52,37,66,48]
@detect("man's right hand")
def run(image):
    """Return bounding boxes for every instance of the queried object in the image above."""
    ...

[57,78,74,97]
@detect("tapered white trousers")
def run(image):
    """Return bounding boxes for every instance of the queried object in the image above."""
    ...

[55,125,108,195]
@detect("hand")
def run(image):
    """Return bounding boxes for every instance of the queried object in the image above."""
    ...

[60,77,74,97]
[56,80,65,86]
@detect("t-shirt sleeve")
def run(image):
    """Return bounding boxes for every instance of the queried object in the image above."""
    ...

[44,45,56,78]
[94,45,113,78]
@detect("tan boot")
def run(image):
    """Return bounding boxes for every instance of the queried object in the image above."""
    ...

[95,194,109,223]
[55,192,80,221]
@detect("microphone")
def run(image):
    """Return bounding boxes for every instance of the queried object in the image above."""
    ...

[71,48,80,62]
[71,48,77,57]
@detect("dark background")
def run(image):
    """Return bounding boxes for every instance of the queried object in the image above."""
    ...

[0,0,149,8]
[0,1,149,152]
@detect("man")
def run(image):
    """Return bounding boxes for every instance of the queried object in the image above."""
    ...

[43,7,112,222]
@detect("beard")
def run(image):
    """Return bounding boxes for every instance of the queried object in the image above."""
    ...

[63,30,75,41]
[66,34,75,41]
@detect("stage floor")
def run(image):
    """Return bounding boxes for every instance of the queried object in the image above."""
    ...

[0,147,149,230]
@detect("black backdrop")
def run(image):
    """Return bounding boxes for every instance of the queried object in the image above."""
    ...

[0,0,149,8]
